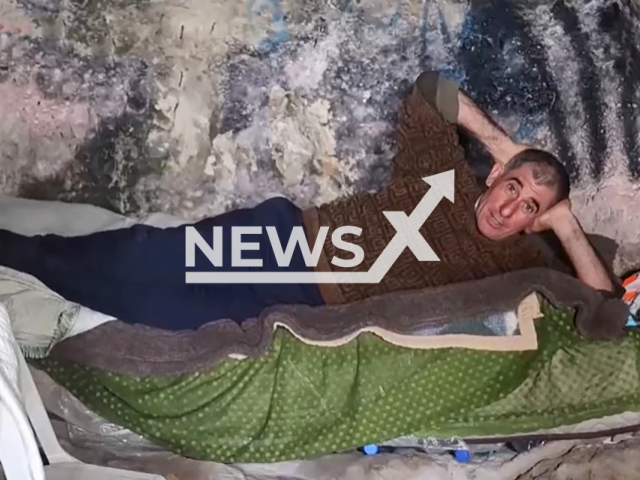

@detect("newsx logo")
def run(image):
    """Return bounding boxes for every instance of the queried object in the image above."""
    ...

[186,170,454,284]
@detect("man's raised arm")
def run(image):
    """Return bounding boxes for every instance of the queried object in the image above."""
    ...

[418,71,526,165]
[529,200,618,294]
[456,90,528,165]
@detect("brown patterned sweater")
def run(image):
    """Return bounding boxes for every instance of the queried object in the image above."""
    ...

[301,86,559,305]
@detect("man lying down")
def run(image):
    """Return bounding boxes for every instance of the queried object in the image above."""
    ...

[0,71,624,331]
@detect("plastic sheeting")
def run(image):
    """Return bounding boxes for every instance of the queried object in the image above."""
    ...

[30,366,639,480]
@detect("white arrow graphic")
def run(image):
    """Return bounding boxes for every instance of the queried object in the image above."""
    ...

[186,169,455,284]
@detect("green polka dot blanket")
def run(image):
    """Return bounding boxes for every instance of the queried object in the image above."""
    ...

[34,303,640,463]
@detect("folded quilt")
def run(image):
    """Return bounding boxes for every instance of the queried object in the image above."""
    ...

[0,266,80,358]
[0,266,119,358]
[34,301,640,464]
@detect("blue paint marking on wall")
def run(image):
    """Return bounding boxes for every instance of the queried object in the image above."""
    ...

[598,1,640,179]
[551,0,607,180]
[247,0,290,54]
[455,0,579,180]
[385,0,403,29]
[419,0,431,70]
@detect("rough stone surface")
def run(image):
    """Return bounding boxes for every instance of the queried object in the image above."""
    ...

[0,0,639,272]
[516,437,640,480]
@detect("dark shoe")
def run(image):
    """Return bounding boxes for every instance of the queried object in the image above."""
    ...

[415,71,459,123]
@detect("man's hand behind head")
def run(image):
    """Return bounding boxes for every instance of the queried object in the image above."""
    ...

[525,199,573,234]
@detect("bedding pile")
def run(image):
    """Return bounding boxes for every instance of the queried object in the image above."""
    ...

[33,300,640,463]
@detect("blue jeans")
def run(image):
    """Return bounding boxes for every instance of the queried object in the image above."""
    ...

[0,197,324,330]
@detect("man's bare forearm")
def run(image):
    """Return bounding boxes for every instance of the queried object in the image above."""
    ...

[552,214,615,292]
[456,91,526,165]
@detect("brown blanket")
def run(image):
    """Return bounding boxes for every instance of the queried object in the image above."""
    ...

[46,268,629,377]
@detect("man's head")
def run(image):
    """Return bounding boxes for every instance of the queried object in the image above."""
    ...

[475,149,570,240]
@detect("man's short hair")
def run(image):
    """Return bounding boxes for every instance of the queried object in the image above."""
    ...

[504,149,571,203]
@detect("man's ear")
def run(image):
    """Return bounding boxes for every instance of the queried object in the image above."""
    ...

[486,163,504,187]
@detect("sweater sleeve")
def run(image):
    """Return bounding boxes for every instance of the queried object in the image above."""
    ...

[391,86,466,180]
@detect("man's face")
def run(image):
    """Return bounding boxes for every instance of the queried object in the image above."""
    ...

[475,163,558,240]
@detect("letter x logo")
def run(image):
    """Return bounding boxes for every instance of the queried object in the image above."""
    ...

[361,169,455,283]
[186,170,455,284]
